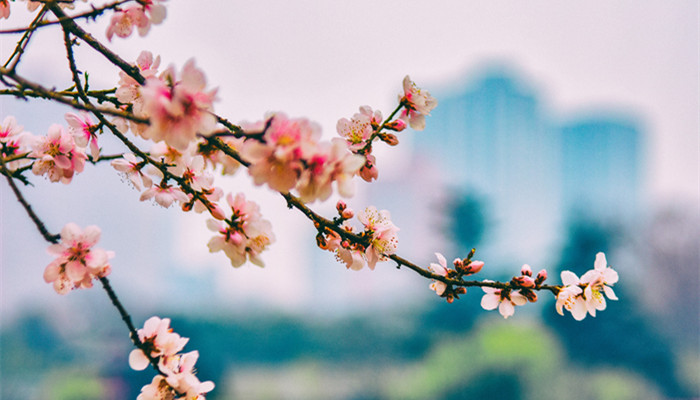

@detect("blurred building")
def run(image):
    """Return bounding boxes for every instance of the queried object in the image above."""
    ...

[410,66,643,268]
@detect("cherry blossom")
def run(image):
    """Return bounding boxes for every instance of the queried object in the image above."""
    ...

[336,106,382,151]
[111,153,154,190]
[296,138,365,202]
[162,351,215,399]
[555,279,587,321]
[0,115,32,170]
[580,252,619,316]
[43,223,114,294]
[128,316,189,371]
[139,59,218,151]
[207,193,275,267]
[130,317,214,400]
[358,154,378,182]
[65,111,100,159]
[241,113,321,193]
[136,376,176,400]
[357,206,399,270]
[398,75,437,130]
[106,0,167,41]
[428,252,449,296]
[30,124,87,184]
[140,183,189,208]
[480,280,527,319]
[198,136,245,175]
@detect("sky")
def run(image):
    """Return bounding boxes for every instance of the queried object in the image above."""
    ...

[1,0,698,322]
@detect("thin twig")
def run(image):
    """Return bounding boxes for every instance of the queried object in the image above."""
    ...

[0,157,59,243]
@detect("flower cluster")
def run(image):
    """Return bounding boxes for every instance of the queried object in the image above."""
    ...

[114,52,217,152]
[479,264,543,319]
[139,59,218,151]
[318,204,399,271]
[335,76,432,183]
[241,112,365,202]
[206,193,275,267]
[427,250,484,303]
[129,316,214,400]
[43,223,114,294]
[556,252,619,320]
[106,0,167,41]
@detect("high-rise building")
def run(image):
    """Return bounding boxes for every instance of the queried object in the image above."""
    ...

[409,66,642,268]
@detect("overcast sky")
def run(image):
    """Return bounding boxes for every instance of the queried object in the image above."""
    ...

[1,0,698,320]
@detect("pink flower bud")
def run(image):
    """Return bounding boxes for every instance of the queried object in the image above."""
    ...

[535,269,548,285]
[512,275,535,288]
[464,260,484,275]
[341,209,354,219]
[453,258,463,269]
[336,200,347,213]
[210,204,226,220]
[521,264,533,276]
[385,119,407,132]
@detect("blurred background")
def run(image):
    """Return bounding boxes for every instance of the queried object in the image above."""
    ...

[1,1,698,399]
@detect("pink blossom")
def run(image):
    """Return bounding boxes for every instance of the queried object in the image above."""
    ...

[357,206,399,270]
[43,223,114,294]
[162,351,215,399]
[111,153,153,190]
[580,252,619,316]
[296,138,365,202]
[139,60,218,151]
[198,136,245,175]
[140,183,189,208]
[398,75,437,130]
[30,124,87,184]
[358,154,378,182]
[0,116,32,170]
[207,193,275,267]
[336,106,382,151]
[480,280,527,319]
[129,316,189,371]
[241,113,321,193]
[555,279,587,321]
[106,1,167,41]
[115,51,162,136]
[65,112,100,159]
[136,376,176,400]
[428,252,449,296]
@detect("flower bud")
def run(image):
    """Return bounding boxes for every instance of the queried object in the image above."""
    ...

[336,200,347,213]
[341,208,354,219]
[512,275,535,288]
[380,133,400,146]
[455,287,467,295]
[453,258,463,269]
[385,119,407,132]
[535,269,548,285]
[210,204,226,220]
[521,264,532,276]
[464,260,484,275]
